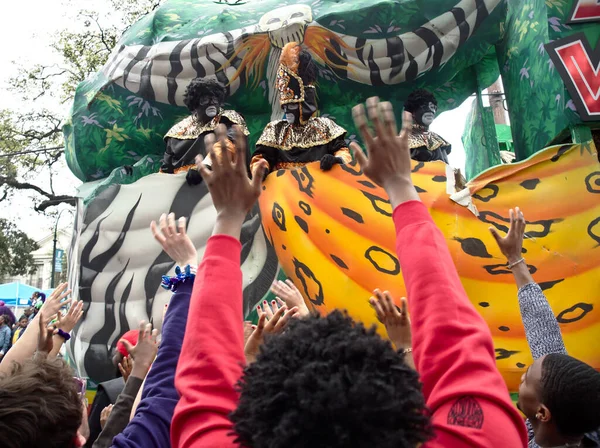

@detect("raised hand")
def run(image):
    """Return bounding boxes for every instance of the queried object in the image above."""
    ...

[244,302,299,364]
[100,404,114,430]
[489,207,526,263]
[37,307,58,354]
[55,300,84,333]
[41,283,73,318]
[151,214,198,267]
[350,98,420,208]
[197,124,268,238]
[118,355,134,382]
[270,280,310,318]
[369,289,411,350]
[119,321,159,379]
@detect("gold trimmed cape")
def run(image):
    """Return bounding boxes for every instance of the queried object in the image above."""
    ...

[164,110,249,140]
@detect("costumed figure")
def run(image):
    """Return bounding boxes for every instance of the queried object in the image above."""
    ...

[161,78,250,185]
[250,42,351,175]
[404,89,451,164]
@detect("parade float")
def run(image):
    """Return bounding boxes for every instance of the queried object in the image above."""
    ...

[63,0,600,395]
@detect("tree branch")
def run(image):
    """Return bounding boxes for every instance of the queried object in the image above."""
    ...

[0,175,76,211]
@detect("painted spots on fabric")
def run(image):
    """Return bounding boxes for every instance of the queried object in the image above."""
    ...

[453,237,493,258]
[588,216,600,246]
[361,191,392,217]
[550,144,573,162]
[520,179,541,190]
[272,202,286,231]
[483,263,537,275]
[538,279,565,291]
[365,246,400,275]
[585,172,600,194]
[295,216,309,234]
[499,326,510,332]
[291,166,315,198]
[340,159,363,176]
[479,211,562,237]
[432,175,447,182]
[330,254,349,270]
[299,201,312,216]
[479,302,490,308]
[411,161,425,173]
[473,184,499,202]
[495,348,520,360]
[556,303,593,324]
[342,207,364,224]
[293,258,324,306]
[357,180,376,189]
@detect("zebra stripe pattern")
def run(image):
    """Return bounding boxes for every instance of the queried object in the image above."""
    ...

[100,0,501,106]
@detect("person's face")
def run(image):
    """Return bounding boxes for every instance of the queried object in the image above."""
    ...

[19,318,28,328]
[283,103,300,124]
[414,101,437,127]
[24,307,32,316]
[195,93,222,121]
[518,356,555,444]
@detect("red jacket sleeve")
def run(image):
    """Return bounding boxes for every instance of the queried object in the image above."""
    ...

[393,201,527,448]
[171,235,244,448]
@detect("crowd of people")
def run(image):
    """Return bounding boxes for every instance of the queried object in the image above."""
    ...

[0,98,599,448]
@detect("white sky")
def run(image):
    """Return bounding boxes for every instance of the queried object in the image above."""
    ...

[0,0,473,241]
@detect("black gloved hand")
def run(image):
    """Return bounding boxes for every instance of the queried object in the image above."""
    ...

[320,154,343,171]
[185,168,203,186]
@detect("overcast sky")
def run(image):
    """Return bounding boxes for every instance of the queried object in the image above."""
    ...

[0,0,473,241]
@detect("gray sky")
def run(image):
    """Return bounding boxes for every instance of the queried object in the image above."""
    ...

[0,0,472,241]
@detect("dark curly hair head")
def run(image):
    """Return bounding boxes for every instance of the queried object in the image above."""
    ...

[231,310,432,448]
[404,89,437,114]
[183,78,227,113]
[541,354,600,437]
[0,355,83,448]
[298,49,317,86]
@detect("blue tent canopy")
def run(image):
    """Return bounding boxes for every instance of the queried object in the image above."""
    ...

[0,282,38,307]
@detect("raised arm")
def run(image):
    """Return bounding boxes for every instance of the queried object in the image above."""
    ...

[171,125,269,448]
[111,214,197,448]
[489,207,567,359]
[0,283,71,373]
[350,98,527,448]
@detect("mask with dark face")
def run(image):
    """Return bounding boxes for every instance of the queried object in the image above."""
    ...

[195,94,222,122]
[414,101,437,128]
[283,103,300,124]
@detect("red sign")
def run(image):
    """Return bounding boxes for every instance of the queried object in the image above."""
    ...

[568,0,600,23]
[545,34,600,122]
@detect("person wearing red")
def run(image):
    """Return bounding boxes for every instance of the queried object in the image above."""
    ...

[171,101,528,447]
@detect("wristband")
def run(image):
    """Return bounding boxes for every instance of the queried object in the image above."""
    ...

[161,264,197,292]
[507,258,525,269]
[56,329,71,341]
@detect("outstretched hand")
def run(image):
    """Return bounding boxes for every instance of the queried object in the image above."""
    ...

[41,283,73,318]
[56,300,84,333]
[198,124,268,238]
[350,97,420,208]
[270,280,310,318]
[489,207,526,263]
[244,301,299,364]
[151,214,198,267]
[119,321,159,379]
[369,290,411,350]
[37,306,58,354]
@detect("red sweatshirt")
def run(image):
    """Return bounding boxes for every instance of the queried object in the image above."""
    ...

[172,201,528,447]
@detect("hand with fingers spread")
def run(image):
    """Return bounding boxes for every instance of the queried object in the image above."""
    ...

[151,213,198,267]
[489,207,526,264]
[41,283,73,318]
[55,300,84,333]
[197,124,268,238]
[350,97,420,208]
[37,307,58,354]
[119,355,134,382]
[270,279,310,318]
[244,301,299,364]
[100,404,114,430]
[369,290,411,350]
[119,321,159,380]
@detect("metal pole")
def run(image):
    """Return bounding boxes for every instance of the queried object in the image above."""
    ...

[50,209,66,289]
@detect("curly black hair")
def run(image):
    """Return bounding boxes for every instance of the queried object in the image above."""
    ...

[403,89,437,114]
[298,49,317,85]
[541,353,600,437]
[183,78,227,113]
[231,310,433,448]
